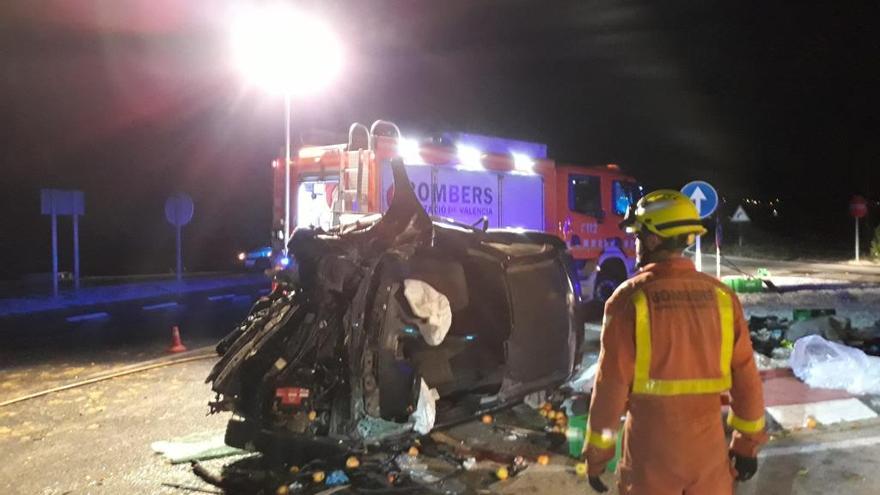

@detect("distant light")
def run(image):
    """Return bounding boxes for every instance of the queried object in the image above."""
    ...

[464,334,476,341]
[399,137,423,164]
[403,326,418,335]
[230,4,343,96]
[271,159,278,168]
[457,144,483,169]
[512,152,534,171]
[606,163,620,170]
[237,252,246,261]
[280,257,291,267]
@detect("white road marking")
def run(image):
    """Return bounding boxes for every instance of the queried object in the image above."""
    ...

[762,434,880,458]
[142,301,179,311]
[766,398,878,430]
[207,294,235,301]
[65,312,110,322]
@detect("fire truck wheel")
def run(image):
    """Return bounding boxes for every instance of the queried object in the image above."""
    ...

[593,274,622,303]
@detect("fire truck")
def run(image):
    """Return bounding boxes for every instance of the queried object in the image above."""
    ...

[271,120,641,302]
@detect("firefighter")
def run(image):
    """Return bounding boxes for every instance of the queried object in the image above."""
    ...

[584,190,767,494]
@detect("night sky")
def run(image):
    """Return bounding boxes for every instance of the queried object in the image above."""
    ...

[2,1,878,280]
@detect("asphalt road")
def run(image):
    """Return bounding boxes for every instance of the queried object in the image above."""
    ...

[3,357,880,494]
[0,293,257,404]
[696,253,880,284]
[2,260,880,493]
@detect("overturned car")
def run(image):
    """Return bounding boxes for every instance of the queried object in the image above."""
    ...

[207,159,585,460]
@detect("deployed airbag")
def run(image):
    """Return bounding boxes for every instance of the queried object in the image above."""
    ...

[403,279,452,346]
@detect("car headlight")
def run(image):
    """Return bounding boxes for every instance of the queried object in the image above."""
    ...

[237,252,246,261]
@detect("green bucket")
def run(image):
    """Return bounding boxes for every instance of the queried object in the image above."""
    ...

[723,277,763,293]
[567,414,623,472]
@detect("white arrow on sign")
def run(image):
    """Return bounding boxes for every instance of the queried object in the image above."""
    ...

[689,186,707,215]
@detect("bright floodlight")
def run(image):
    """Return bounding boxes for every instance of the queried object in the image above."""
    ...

[457,145,483,169]
[399,137,423,164]
[512,152,534,171]
[231,4,343,95]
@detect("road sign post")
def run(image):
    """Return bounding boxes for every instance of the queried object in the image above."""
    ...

[715,210,722,279]
[850,195,867,262]
[72,212,80,290]
[165,193,194,286]
[50,200,58,297]
[41,189,85,296]
[681,181,718,273]
[730,205,750,249]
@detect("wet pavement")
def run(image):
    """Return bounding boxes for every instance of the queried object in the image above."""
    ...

[4,277,880,494]
[0,291,258,405]
[3,354,880,494]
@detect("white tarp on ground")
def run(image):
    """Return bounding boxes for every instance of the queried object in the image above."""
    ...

[790,335,880,395]
[403,279,452,346]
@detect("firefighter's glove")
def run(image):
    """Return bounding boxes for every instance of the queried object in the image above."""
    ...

[729,451,758,481]
[588,475,609,493]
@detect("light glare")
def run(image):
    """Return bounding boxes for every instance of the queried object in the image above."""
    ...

[457,145,483,169]
[512,152,534,171]
[399,137,423,164]
[231,4,343,95]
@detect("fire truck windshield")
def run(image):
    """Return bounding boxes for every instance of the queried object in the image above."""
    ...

[613,180,642,216]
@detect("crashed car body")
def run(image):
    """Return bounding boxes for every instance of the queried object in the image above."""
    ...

[208,159,585,459]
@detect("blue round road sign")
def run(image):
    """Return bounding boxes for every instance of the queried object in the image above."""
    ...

[680,181,718,219]
[165,193,194,227]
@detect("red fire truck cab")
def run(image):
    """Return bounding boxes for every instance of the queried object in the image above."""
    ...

[272,120,641,302]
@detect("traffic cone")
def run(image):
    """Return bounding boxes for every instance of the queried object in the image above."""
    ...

[168,325,187,353]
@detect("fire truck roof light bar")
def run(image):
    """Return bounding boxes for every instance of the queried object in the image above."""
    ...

[457,144,484,170]
[399,137,424,165]
[512,152,534,171]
